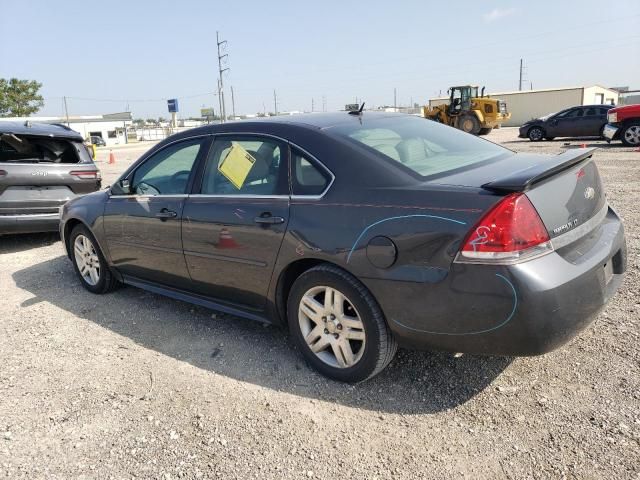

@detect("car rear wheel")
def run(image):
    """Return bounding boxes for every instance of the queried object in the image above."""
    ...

[621,123,640,146]
[287,264,397,382]
[528,126,544,141]
[70,224,119,294]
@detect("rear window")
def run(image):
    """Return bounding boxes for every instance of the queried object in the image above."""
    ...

[0,134,84,164]
[329,116,509,178]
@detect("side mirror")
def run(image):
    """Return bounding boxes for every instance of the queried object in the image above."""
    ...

[111,178,132,195]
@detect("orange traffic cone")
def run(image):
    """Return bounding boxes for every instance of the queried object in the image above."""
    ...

[108,150,116,164]
[218,227,239,249]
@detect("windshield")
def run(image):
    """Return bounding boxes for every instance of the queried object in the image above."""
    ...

[539,112,557,120]
[329,116,510,178]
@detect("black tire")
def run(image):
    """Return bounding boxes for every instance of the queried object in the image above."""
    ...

[69,224,119,294]
[458,114,481,135]
[478,127,492,136]
[287,264,397,383]
[620,122,640,147]
[528,126,544,141]
[544,136,555,141]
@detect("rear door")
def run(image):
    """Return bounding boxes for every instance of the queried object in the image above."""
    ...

[103,136,210,288]
[181,134,289,311]
[581,107,603,136]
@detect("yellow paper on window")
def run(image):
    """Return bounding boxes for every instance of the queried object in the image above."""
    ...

[217,142,256,190]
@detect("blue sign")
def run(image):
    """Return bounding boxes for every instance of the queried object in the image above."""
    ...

[167,98,179,113]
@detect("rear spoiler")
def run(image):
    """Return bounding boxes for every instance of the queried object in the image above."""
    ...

[482,148,596,193]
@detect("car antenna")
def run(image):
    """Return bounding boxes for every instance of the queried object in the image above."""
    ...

[348,102,365,116]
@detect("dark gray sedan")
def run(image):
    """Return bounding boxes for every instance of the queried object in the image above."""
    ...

[60,112,626,382]
[519,105,614,141]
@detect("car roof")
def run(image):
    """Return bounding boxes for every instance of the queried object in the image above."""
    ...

[207,111,410,131]
[0,121,83,140]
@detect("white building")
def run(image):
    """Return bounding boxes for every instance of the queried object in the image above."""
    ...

[429,85,620,127]
[0,112,133,146]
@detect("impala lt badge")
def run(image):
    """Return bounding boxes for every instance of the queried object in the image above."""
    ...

[553,218,579,235]
[584,187,595,199]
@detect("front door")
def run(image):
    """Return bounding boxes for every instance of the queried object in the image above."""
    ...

[104,136,210,287]
[182,135,289,311]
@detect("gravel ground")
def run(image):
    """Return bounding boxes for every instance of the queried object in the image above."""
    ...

[1,128,638,479]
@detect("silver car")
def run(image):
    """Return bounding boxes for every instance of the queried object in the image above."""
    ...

[0,121,101,235]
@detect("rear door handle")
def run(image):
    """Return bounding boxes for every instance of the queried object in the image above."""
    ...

[254,214,285,225]
[156,209,177,219]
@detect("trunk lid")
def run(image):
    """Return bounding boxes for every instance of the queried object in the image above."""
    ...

[429,148,606,241]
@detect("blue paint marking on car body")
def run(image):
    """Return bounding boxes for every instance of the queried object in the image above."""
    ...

[389,273,518,336]
[346,214,467,263]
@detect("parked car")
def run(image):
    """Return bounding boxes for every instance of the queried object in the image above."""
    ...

[60,112,626,382]
[602,103,640,146]
[0,121,102,235]
[89,135,106,147]
[519,104,614,141]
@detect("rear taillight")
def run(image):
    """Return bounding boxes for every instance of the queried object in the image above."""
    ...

[455,193,553,264]
[70,170,101,180]
[0,170,6,177]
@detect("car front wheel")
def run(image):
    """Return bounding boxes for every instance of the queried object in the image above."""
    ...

[287,264,397,382]
[528,126,544,141]
[70,224,119,294]
[621,123,640,146]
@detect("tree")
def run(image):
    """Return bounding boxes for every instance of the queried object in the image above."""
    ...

[0,78,44,117]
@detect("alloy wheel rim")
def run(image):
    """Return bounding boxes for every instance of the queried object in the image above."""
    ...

[530,129,542,140]
[624,126,640,145]
[74,234,101,286]
[298,286,366,369]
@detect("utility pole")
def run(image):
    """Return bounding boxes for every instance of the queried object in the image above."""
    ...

[230,86,236,120]
[311,98,314,112]
[63,96,70,126]
[217,79,223,123]
[394,88,397,110]
[217,31,229,122]
[519,58,523,91]
[322,95,326,112]
[273,90,278,115]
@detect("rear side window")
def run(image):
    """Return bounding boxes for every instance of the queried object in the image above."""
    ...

[330,116,509,178]
[200,136,286,195]
[584,108,597,116]
[291,150,330,196]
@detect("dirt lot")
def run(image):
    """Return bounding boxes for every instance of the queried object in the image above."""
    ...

[1,129,639,479]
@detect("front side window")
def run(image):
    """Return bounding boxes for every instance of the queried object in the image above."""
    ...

[330,116,510,178]
[200,137,285,195]
[291,150,330,196]
[130,138,204,195]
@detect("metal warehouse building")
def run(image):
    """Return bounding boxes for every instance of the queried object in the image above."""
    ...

[429,85,619,127]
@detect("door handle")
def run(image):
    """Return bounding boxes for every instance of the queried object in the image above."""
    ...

[254,214,285,225]
[156,209,177,219]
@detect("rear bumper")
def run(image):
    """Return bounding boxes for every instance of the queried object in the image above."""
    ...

[364,207,627,356]
[0,212,60,234]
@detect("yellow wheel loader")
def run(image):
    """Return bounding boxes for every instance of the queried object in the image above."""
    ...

[423,85,510,135]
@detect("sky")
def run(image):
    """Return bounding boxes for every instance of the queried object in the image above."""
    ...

[1,0,639,119]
